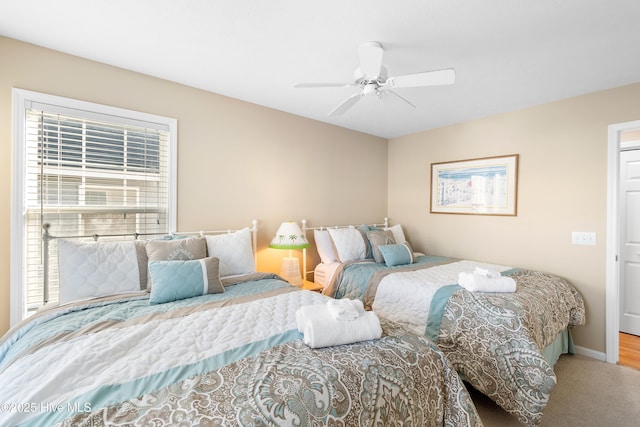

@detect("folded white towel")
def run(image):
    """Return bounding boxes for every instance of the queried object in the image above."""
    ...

[296,305,311,333]
[326,298,365,320]
[295,304,382,348]
[473,267,501,279]
[458,272,516,293]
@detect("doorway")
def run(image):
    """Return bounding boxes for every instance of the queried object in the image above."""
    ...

[606,121,640,365]
[619,147,640,338]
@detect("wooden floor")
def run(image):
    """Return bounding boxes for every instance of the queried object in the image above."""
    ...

[619,332,640,370]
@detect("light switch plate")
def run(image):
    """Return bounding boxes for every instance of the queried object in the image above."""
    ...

[572,231,596,245]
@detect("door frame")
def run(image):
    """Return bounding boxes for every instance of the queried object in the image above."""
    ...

[606,119,640,364]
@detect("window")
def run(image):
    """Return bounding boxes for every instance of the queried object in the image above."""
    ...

[11,89,177,325]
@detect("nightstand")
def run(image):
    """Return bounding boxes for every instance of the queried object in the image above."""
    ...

[300,279,324,293]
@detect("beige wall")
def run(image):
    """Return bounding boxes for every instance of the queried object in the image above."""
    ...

[0,37,388,334]
[388,82,640,353]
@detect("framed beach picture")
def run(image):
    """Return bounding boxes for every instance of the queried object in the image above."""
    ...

[430,154,519,216]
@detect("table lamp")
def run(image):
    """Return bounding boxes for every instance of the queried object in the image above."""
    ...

[269,221,310,286]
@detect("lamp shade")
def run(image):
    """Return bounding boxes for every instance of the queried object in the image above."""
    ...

[269,222,310,250]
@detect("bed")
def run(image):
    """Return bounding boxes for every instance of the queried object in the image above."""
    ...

[0,222,483,427]
[305,221,586,427]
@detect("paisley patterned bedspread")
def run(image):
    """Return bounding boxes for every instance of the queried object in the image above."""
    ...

[326,257,586,426]
[0,274,482,427]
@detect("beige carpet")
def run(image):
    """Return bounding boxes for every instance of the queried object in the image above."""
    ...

[470,354,640,426]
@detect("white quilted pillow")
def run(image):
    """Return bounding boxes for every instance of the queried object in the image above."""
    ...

[58,239,142,305]
[205,227,256,277]
[327,227,367,262]
[314,229,338,264]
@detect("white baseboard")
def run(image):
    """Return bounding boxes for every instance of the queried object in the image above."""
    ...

[574,345,606,362]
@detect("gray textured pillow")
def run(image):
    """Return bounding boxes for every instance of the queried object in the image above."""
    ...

[144,237,207,290]
[367,230,396,263]
[134,240,148,290]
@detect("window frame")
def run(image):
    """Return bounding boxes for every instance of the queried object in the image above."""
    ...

[10,88,177,326]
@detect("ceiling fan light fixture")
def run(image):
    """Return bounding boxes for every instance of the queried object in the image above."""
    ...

[362,83,378,96]
[294,41,455,116]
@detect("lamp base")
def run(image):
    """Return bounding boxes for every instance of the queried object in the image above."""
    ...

[280,256,302,286]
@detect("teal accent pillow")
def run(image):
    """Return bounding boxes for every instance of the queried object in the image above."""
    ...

[148,257,223,305]
[379,242,415,267]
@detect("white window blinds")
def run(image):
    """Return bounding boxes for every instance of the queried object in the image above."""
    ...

[12,90,176,319]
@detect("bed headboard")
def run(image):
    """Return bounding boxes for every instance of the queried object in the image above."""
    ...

[41,220,258,304]
[300,218,389,282]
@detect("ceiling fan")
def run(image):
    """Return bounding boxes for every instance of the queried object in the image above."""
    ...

[294,41,455,116]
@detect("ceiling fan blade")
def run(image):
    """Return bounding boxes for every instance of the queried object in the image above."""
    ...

[294,82,353,88]
[358,41,384,79]
[328,93,362,116]
[379,90,416,109]
[386,68,455,88]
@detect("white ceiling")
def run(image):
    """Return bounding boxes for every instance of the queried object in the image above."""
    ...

[2,0,640,139]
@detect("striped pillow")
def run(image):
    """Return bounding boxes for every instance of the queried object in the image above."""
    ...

[148,257,223,304]
[379,242,415,267]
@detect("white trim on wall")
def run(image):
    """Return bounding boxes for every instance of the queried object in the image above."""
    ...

[10,90,27,326]
[606,119,640,364]
[574,345,606,362]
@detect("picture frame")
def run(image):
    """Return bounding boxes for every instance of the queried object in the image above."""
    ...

[430,154,519,216]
